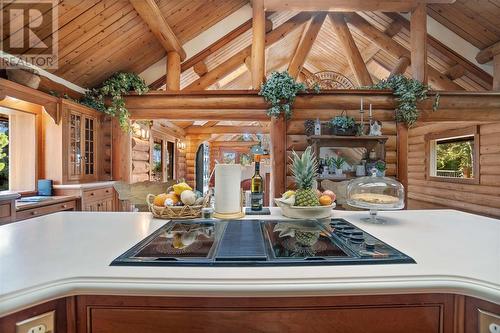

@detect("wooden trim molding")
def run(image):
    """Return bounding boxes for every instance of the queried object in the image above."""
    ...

[424,125,480,185]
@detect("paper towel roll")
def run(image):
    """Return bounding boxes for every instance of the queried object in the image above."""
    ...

[215,164,242,214]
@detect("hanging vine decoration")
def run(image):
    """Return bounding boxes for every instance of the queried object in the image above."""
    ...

[79,72,149,131]
[367,74,439,127]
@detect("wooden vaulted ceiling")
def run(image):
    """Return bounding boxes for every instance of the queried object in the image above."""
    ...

[2,0,498,91]
[6,0,247,87]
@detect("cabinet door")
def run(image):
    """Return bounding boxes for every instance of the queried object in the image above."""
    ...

[82,115,97,180]
[68,112,83,181]
[102,197,115,211]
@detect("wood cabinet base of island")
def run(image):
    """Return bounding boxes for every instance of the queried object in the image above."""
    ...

[1,294,499,333]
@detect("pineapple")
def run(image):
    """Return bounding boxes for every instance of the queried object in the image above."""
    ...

[291,147,320,206]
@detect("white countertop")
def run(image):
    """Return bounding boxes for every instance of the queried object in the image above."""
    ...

[52,181,116,190]
[0,209,499,317]
[0,191,20,201]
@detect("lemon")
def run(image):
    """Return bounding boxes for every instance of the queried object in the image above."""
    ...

[173,182,192,196]
[282,190,296,199]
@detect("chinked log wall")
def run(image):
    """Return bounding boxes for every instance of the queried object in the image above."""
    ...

[407,122,500,218]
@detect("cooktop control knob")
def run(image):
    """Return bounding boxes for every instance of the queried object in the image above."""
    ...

[365,241,376,250]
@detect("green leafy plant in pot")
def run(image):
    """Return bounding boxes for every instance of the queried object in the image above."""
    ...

[259,71,306,119]
[374,160,387,177]
[328,113,357,136]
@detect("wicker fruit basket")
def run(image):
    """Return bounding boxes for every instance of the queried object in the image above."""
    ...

[146,193,211,219]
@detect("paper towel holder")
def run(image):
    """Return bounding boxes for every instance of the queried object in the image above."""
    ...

[213,189,245,219]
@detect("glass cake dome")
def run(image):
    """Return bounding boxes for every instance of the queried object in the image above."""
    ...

[346,169,405,223]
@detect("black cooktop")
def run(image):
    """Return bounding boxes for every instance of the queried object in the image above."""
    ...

[111,219,415,266]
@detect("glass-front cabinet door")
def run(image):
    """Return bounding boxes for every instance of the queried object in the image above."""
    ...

[69,112,82,179]
[68,111,97,181]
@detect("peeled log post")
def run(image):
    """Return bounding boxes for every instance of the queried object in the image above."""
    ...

[494,55,500,91]
[251,0,266,89]
[410,3,427,84]
[131,137,150,152]
[166,51,181,91]
[270,116,287,201]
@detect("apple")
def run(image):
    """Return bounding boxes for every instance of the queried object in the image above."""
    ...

[323,190,336,202]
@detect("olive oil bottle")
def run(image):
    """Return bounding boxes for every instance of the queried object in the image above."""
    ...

[251,155,263,211]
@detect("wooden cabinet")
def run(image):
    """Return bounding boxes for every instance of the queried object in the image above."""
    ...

[0,199,16,225]
[45,99,111,184]
[67,111,98,182]
[76,294,457,333]
[82,187,115,212]
[15,198,77,221]
[54,185,116,212]
[0,294,498,333]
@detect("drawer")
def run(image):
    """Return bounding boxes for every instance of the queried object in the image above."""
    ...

[16,200,76,221]
[83,187,114,201]
[0,203,13,218]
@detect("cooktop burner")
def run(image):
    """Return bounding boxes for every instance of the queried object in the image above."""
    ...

[111,219,415,266]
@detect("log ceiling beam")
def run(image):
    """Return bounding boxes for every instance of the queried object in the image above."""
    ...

[193,62,208,77]
[251,0,266,89]
[288,12,327,79]
[390,56,410,76]
[202,121,219,128]
[344,13,462,90]
[186,125,269,134]
[263,0,456,12]
[476,41,500,64]
[444,64,465,80]
[384,12,492,87]
[410,3,428,84]
[494,55,500,91]
[149,17,272,90]
[129,0,186,60]
[330,13,373,86]
[183,13,312,91]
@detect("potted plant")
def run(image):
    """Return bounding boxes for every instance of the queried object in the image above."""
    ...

[331,156,346,176]
[328,114,357,136]
[374,160,387,177]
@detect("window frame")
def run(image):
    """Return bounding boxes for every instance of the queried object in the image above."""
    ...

[425,125,480,185]
[0,98,43,195]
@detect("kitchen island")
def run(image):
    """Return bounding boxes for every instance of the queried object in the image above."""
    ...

[0,209,499,332]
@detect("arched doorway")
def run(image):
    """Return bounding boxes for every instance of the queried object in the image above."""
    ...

[195,142,210,193]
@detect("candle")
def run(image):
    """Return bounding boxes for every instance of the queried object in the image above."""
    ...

[369,104,372,117]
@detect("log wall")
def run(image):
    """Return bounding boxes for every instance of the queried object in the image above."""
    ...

[131,136,151,183]
[407,122,500,218]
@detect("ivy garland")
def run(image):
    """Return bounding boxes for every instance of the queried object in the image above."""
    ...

[79,72,148,131]
[367,74,439,127]
[259,71,319,119]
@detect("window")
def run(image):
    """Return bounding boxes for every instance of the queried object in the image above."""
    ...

[426,126,479,184]
[151,139,163,182]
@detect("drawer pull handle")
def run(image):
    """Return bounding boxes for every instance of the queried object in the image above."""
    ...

[31,211,37,215]
[62,204,67,208]
[90,192,94,196]
[105,190,110,193]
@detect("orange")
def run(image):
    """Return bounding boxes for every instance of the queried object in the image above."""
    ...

[153,193,169,206]
[164,193,179,205]
[319,195,333,206]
